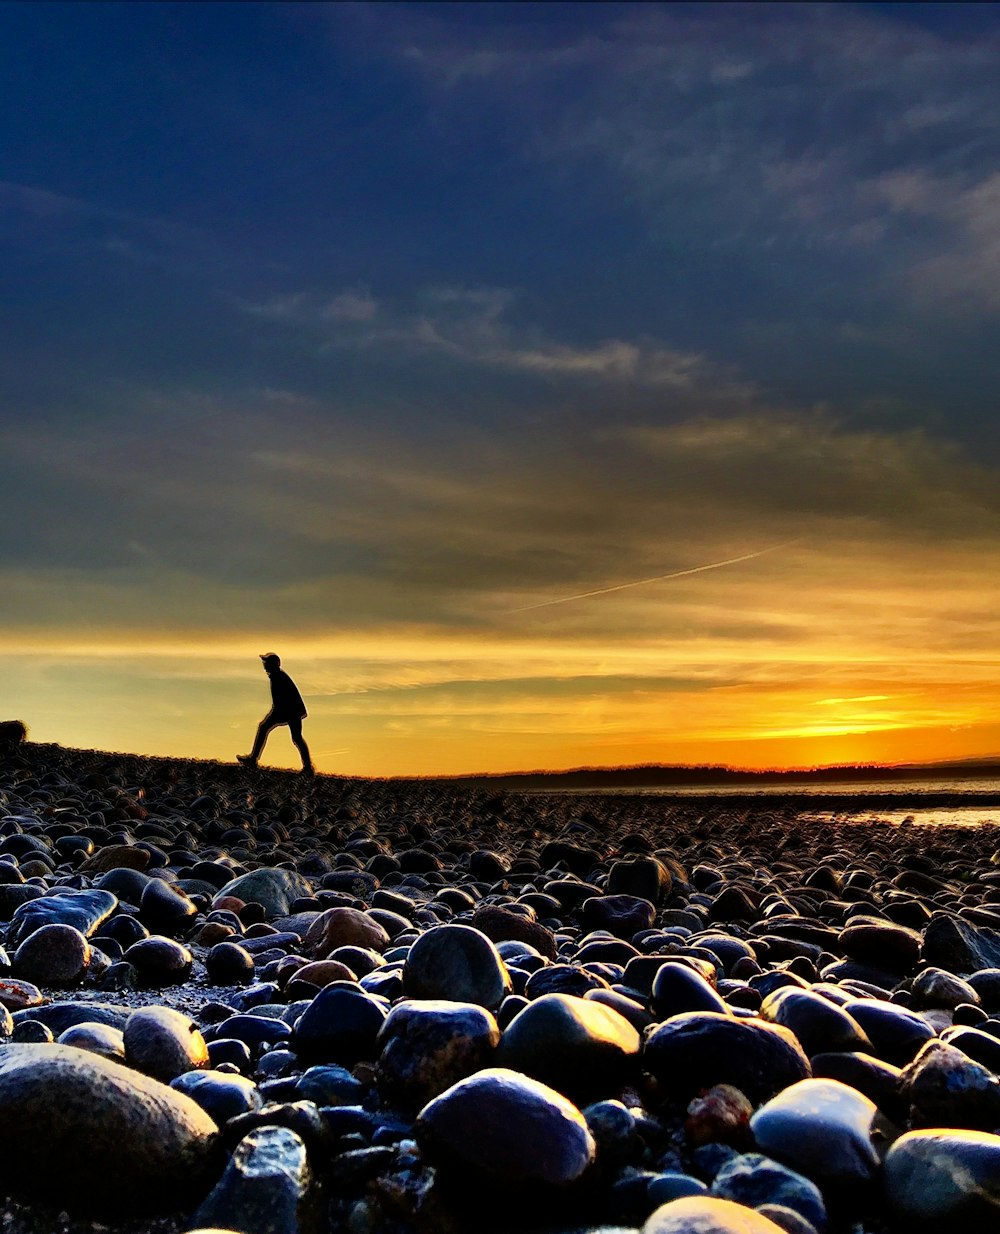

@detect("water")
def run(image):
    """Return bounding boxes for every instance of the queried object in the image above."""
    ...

[549,775,1000,827]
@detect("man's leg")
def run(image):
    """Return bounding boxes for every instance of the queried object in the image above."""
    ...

[288,717,313,773]
[246,712,279,762]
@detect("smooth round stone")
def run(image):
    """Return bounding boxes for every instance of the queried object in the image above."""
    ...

[585,988,655,1031]
[303,907,390,959]
[295,1064,366,1106]
[8,888,117,947]
[193,1125,311,1233]
[79,843,149,874]
[652,961,731,1019]
[839,920,922,974]
[213,1014,291,1053]
[0,978,43,1012]
[12,1019,53,1043]
[899,1038,1000,1130]
[416,1066,595,1187]
[124,1005,210,1082]
[749,1078,879,1189]
[685,1085,753,1149]
[206,941,256,985]
[217,868,315,918]
[583,1099,639,1172]
[124,936,194,985]
[692,935,758,975]
[607,856,671,905]
[967,968,1000,1012]
[13,923,91,985]
[58,1021,126,1061]
[171,1069,263,1122]
[0,1043,218,1211]
[643,1196,788,1233]
[291,984,388,1064]
[884,1128,1000,1225]
[842,997,935,1066]
[524,963,611,999]
[911,967,981,1010]
[644,1013,811,1105]
[139,878,198,933]
[471,904,558,959]
[376,999,500,1114]
[582,895,657,939]
[403,924,512,1009]
[208,1038,253,1073]
[710,1153,827,1231]
[96,867,152,901]
[940,1024,1000,1073]
[810,1052,905,1122]
[497,992,640,1104]
[759,988,871,1057]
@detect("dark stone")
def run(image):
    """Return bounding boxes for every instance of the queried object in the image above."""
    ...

[376,998,500,1114]
[644,1013,811,1105]
[416,1066,595,1187]
[8,888,117,947]
[124,936,193,986]
[0,1043,218,1212]
[402,924,512,1009]
[292,984,388,1064]
[194,1126,314,1234]
[497,992,641,1104]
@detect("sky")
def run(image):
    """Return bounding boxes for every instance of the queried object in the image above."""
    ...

[3,1,1000,776]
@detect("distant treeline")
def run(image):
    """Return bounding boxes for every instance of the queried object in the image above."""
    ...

[437,758,1000,790]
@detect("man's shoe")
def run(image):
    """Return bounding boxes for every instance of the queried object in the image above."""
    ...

[236,755,258,767]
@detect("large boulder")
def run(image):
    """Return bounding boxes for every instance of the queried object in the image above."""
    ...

[0,1044,218,1212]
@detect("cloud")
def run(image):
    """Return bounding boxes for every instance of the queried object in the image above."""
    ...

[384,5,1000,308]
[239,282,747,392]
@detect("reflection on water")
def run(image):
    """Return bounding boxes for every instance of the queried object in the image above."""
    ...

[551,776,1000,826]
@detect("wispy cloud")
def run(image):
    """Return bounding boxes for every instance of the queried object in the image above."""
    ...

[239,283,747,391]
[387,5,1000,312]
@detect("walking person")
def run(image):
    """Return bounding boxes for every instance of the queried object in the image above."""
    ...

[238,653,314,775]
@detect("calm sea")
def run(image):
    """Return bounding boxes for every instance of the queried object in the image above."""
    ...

[551,776,1000,827]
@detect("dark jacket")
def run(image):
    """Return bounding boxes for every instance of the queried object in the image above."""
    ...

[269,669,307,720]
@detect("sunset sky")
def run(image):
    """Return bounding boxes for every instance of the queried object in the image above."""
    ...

[3,2,1000,775]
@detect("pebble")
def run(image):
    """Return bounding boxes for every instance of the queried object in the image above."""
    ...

[749,1078,879,1190]
[7,888,117,947]
[193,1126,314,1234]
[124,935,194,985]
[216,868,315,917]
[58,1020,127,1061]
[883,1128,1000,1225]
[0,1043,218,1211]
[710,1153,827,1231]
[496,991,640,1104]
[643,1196,789,1233]
[13,922,91,985]
[376,998,500,1113]
[171,1069,263,1122]
[291,983,389,1064]
[644,1013,811,1104]
[123,1005,210,1081]
[416,1066,595,1187]
[303,906,390,958]
[402,923,512,1008]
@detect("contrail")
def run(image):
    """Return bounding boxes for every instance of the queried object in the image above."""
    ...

[510,538,803,613]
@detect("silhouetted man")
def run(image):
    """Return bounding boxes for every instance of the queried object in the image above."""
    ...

[238,653,314,775]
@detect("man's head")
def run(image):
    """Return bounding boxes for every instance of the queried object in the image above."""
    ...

[260,653,281,674]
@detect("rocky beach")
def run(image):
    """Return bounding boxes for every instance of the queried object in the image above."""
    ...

[2,741,1000,1233]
